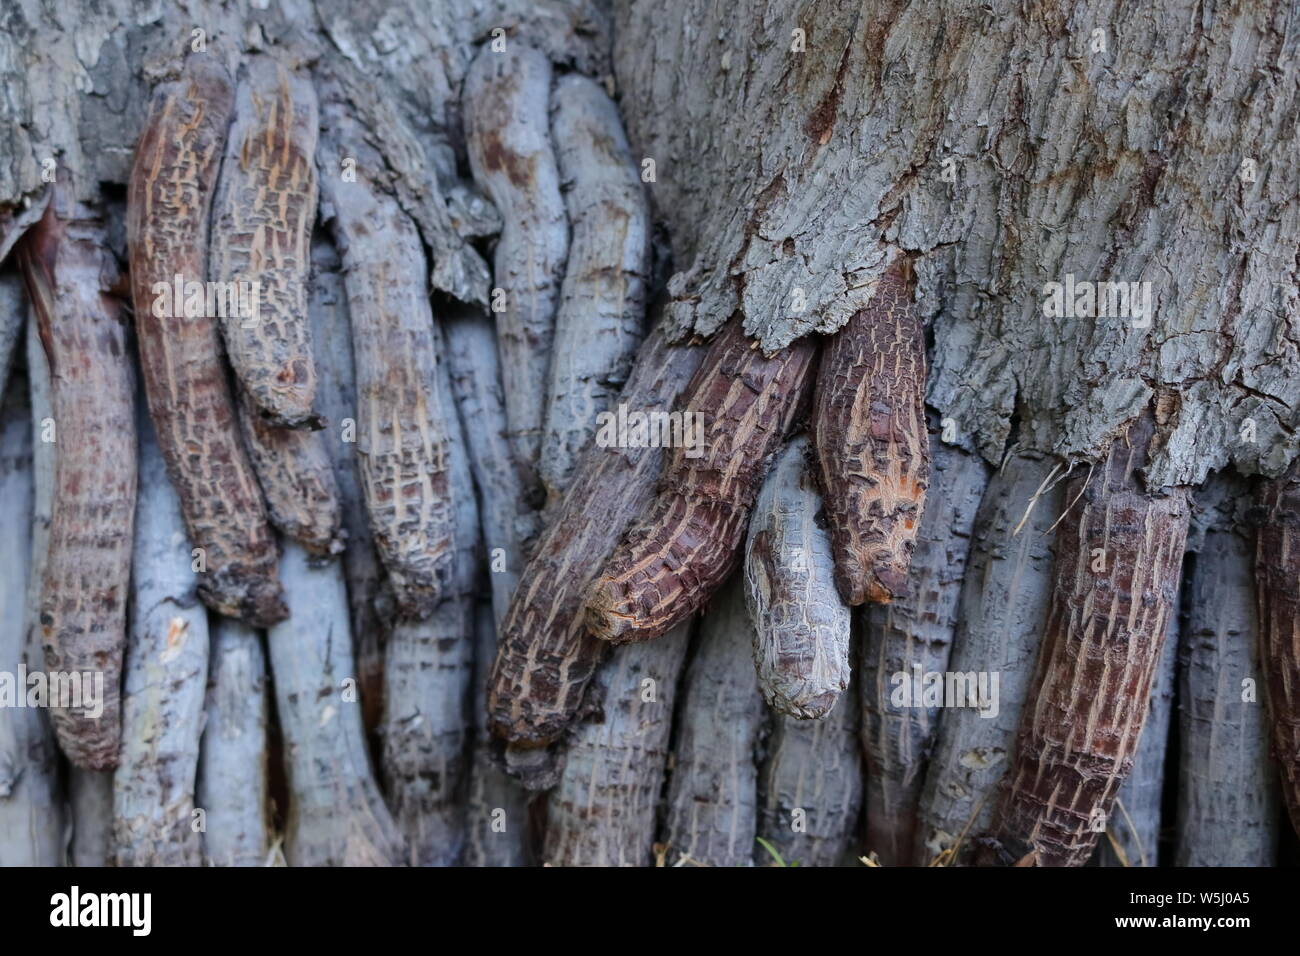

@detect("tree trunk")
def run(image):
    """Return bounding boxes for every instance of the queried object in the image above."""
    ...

[2,0,1297,869]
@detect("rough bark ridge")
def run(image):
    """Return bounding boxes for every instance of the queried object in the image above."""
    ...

[661,576,765,867]
[112,413,209,867]
[915,451,1061,864]
[488,321,703,749]
[745,434,851,719]
[463,42,569,506]
[126,54,286,628]
[542,622,691,867]
[237,386,345,557]
[20,181,135,771]
[613,0,1300,489]
[813,255,929,606]
[316,74,455,620]
[1253,462,1300,839]
[861,434,988,865]
[541,72,650,510]
[210,53,321,429]
[1177,472,1278,866]
[990,417,1190,867]
[585,318,818,644]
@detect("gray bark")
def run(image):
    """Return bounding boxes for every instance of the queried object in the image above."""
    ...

[745,435,851,719]
[542,622,691,867]
[661,576,765,867]
[380,326,479,866]
[266,542,405,866]
[198,616,271,867]
[757,671,864,868]
[861,433,989,865]
[306,233,385,735]
[0,361,63,866]
[541,72,650,510]
[463,43,568,505]
[915,450,1061,864]
[612,0,1300,489]
[444,309,532,622]
[112,413,209,866]
[1175,473,1279,867]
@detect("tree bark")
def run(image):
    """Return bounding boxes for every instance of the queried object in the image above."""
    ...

[1176,473,1279,866]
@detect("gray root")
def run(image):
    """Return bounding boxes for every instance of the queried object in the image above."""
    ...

[1174,473,1279,867]
[463,42,568,505]
[860,435,989,865]
[744,434,851,719]
[757,671,864,867]
[112,414,210,866]
[266,541,406,866]
[0,364,62,865]
[198,616,270,867]
[381,324,480,866]
[661,575,765,867]
[914,450,1061,865]
[542,622,692,867]
[444,308,534,623]
[316,80,455,620]
[307,232,385,733]
[540,72,650,510]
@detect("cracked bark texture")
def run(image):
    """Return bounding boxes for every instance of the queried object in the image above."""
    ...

[1177,472,1278,866]
[915,451,1061,864]
[990,417,1190,867]
[757,671,864,868]
[112,412,209,867]
[210,53,321,429]
[812,255,929,606]
[127,55,286,628]
[861,433,989,865]
[317,76,455,621]
[0,364,63,866]
[745,434,851,719]
[488,320,703,750]
[541,72,650,511]
[380,326,480,867]
[613,0,1300,489]
[20,183,135,770]
[464,43,568,507]
[198,616,271,867]
[1253,462,1300,840]
[586,318,817,644]
[661,576,765,867]
[542,622,691,867]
